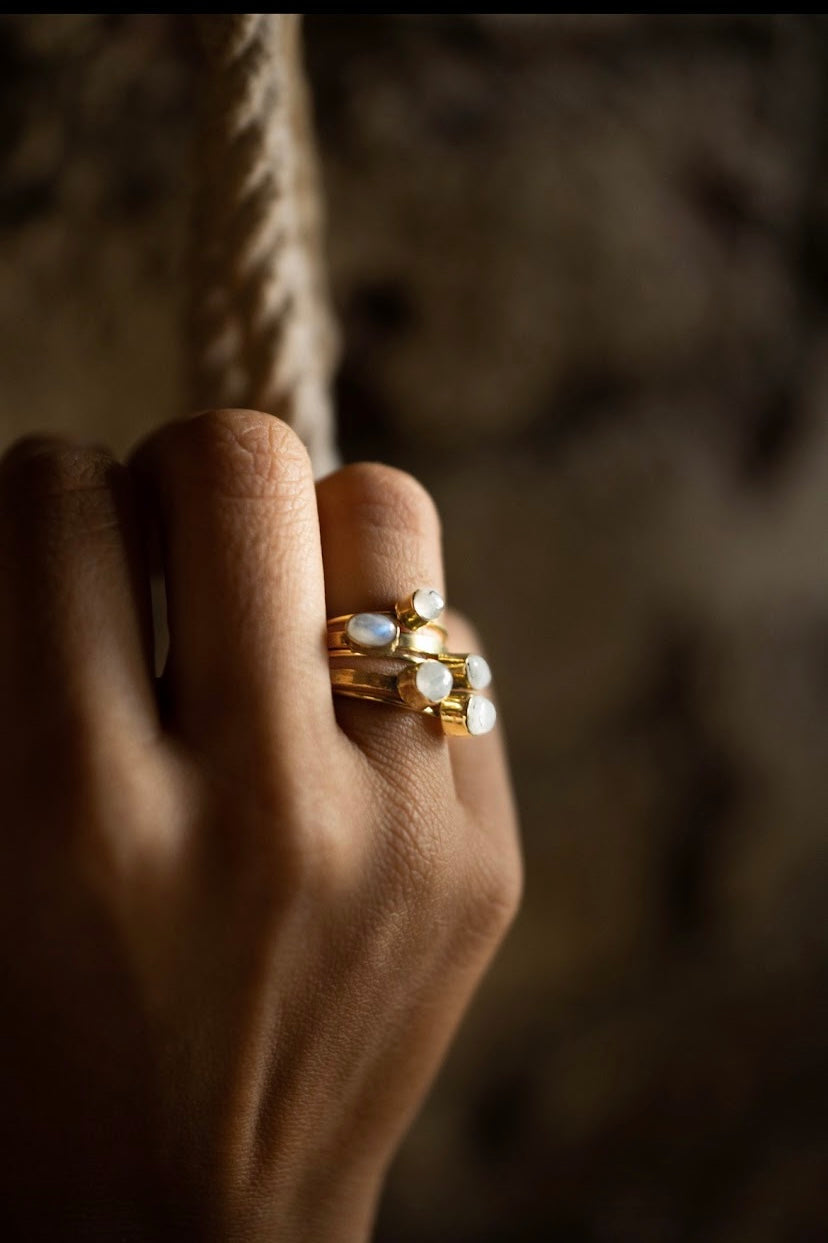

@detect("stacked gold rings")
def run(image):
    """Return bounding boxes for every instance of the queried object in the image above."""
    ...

[327,587,496,737]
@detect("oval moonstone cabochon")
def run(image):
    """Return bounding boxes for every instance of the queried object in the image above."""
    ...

[465,654,492,690]
[412,587,445,623]
[345,612,398,649]
[415,659,454,704]
[466,694,497,736]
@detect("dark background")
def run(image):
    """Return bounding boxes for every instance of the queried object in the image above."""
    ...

[1,14,828,1241]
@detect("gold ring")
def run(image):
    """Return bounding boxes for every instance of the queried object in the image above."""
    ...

[327,586,496,737]
[330,668,496,737]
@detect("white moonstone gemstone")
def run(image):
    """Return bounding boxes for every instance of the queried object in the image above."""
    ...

[466,695,497,736]
[412,587,445,622]
[415,659,454,704]
[465,654,492,690]
[346,612,398,649]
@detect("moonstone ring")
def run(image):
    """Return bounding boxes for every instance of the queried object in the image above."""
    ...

[326,587,496,737]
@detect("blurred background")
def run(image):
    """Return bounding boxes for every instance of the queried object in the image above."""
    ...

[2,13,828,1241]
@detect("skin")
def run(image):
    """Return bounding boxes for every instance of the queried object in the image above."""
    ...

[0,409,522,1240]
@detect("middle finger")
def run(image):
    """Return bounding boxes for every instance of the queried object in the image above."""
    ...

[129,410,337,766]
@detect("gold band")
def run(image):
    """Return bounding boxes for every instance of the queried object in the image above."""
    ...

[327,621,447,656]
[330,666,496,737]
[330,665,427,707]
[329,646,488,692]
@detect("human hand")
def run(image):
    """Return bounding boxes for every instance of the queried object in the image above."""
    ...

[0,410,521,1240]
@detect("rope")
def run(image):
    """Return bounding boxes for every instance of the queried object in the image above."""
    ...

[190,13,339,476]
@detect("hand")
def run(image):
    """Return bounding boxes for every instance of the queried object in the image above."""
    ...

[0,410,521,1240]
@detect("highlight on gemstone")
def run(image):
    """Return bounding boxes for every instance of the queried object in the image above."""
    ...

[414,659,454,704]
[466,694,497,736]
[465,654,492,690]
[412,587,445,623]
[345,612,398,649]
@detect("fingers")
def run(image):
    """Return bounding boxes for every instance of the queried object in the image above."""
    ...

[128,411,336,765]
[438,608,523,934]
[442,610,517,834]
[315,466,520,929]
[316,462,452,769]
[316,462,445,616]
[0,437,157,749]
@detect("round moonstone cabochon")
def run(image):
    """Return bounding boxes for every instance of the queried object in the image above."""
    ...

[465,654,492,690]
[415,659,454,704]
[412,587,445,623]
[346,612,398,649]
[466,694,497,736]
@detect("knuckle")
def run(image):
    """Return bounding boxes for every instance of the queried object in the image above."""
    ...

[278,819,351,903]
[222,759,352,902]
[371,786,523,957]
[241,817,349,931]
[460,838,524,943]
[331,461,442,544]
[63,747,178,897]
[182,409,312,501]
[32,726,135,849]
[0,438,117,499]
[0,440,122,537]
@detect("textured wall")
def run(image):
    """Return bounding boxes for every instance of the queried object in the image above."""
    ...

[1,14,828,1240]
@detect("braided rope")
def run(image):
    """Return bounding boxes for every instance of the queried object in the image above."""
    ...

[190,14,339,475]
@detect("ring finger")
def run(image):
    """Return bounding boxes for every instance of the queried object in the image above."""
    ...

[316,462,453,779]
